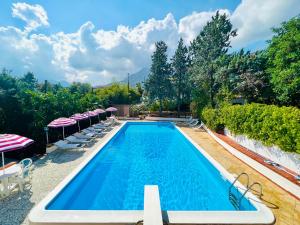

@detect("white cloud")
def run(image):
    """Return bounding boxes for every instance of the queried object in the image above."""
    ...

[230,0,300,48]
[12,2,49,32]
[179,9,230,44]
[0,1,299,85]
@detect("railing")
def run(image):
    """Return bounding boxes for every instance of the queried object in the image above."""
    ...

[229,172,263,210]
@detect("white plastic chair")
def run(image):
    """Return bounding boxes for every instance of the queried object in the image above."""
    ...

[9,158,33,192]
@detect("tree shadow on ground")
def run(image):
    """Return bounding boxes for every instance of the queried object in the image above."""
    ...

[33,149,85,169]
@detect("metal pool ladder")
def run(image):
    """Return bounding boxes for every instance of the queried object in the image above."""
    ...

[229,172,263,210]
[229,172,249,209]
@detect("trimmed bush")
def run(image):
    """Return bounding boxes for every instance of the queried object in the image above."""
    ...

[202,104,300,153]
[201,107,224,131]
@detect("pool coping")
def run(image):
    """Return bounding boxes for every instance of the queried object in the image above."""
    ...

[204,126,300,199]
[28,121,275,225]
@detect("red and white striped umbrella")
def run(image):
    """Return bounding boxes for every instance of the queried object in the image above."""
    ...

[48,118,76,139]
[93,109,106,123]
[84,111,98,117]
[0,134,34,171]
[70,114,89,131]
[70,113,89,121]
[48,118,77,128]
[84,111,98,126]
[94,109,106,114]
[0,134,34,153]
[106,107,118,112]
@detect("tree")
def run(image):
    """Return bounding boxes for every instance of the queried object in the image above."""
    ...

[171,38,190,115]
[190,11,236,108]
[145,41,172,114]
[266,15,300,107]
[216,50,272,104]
[19,72,37,90]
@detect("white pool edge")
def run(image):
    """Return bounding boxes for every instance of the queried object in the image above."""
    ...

[28,121,275,225]
[204,125,300,198]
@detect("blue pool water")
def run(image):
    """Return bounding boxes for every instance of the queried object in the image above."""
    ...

[47,122,256,211]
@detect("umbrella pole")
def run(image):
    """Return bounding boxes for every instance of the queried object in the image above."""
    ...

[89,117,92,126]
[98,115,100,123]
[78,121,81,132]
[63,126,65,139]
[46,130,49,145]
[2,152,5,173]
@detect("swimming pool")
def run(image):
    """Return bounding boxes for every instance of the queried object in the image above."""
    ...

[29,122,274,224]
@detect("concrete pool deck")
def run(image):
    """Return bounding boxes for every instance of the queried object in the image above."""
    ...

[180,127,300,225]
[0,122,298,225]
[0,124,122,225]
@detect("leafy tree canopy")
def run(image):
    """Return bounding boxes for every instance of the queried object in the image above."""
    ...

[267,15,300,107]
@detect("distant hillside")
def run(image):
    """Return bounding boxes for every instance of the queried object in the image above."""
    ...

[93,67,149,88]
[120,67,149,87]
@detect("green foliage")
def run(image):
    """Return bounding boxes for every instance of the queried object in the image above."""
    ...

[95,83,141,106]
[0,70,142,155]
[171,38,191,113]
[190,11,237,107]
[266,15,300,107]
[129,104,147,117]
[144,41,172,114]
[217,50,272,104]
[202,104,300,153]
[201,107,223,131]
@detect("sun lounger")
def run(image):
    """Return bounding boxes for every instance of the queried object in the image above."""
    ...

[54,140,82,150]
[66,136,91,144]
[73,132,95,139]
[83,128,105,137]
[176,116,193,125]
[188,119,199,127]
[193,122,204,129]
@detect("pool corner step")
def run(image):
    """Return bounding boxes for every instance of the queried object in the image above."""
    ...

[144,185,164,225]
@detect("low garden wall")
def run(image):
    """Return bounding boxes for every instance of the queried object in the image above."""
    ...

[224,128,300,174]
[202,103,300,174]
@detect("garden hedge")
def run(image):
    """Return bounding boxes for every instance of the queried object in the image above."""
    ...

[201,104,300,153]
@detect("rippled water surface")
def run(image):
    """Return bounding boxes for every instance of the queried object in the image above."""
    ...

[47,122,256,211]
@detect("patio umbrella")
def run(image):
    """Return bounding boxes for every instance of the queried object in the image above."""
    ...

[0,134,34,172]
[84,111,98,126]
[94,109,106,122]
[70,113,89,132]
[106,107,118,116]
[48,117,76,139]
[106,107,118,112]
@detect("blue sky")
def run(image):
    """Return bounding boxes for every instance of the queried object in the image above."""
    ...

[0,0,299,85]
[0,0,240,32]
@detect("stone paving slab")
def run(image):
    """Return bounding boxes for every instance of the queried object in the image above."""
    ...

[181,127,300,225]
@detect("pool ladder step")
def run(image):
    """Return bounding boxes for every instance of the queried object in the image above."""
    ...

[229,172,263,210]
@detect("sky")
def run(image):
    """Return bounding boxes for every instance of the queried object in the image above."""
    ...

[0,0,299,85]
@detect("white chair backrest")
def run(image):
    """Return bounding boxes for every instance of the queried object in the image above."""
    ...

[19,158,32,178]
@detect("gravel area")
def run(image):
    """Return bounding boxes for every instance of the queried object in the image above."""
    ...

[0,125,120,225]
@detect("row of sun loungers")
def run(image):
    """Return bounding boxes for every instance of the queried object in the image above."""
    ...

[53,118,116,150]
[176,117,204,129]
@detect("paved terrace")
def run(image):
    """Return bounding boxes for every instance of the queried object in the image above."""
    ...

[181,127,300,225]
[0,122,299,225]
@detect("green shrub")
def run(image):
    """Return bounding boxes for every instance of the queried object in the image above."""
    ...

[202,104,300,153]
[129,104,147,117]
[201,108,224,131]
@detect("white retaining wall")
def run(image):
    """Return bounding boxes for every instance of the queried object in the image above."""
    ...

[224,128,300,174]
